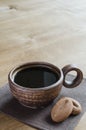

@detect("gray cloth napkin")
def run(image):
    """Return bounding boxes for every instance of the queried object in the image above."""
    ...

[0,75,86,130]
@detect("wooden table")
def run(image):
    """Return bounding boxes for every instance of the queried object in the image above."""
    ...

[0,0,86,129]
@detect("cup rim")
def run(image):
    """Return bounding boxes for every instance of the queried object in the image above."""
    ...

[8,62,63,91]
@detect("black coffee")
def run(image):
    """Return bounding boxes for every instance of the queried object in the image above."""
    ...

[14,67,59,88]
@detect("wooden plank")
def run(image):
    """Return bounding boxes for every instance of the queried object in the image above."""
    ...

[75,113,86,130]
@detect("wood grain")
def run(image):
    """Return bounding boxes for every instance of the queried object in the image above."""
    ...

[0,0,86,129]
[75,112,86,130]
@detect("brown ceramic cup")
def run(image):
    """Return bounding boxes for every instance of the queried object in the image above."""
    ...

[8,62,83,108]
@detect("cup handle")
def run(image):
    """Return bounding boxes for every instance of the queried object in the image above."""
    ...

[62,64,83,88]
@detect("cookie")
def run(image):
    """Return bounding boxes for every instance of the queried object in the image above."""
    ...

[63,97,82,115]
[51,98,73,122]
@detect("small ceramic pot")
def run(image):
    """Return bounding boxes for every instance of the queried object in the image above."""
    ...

[8,62,83,108]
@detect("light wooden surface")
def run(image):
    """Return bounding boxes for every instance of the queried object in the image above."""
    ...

[0,0,86,129]
[75,112,86,130]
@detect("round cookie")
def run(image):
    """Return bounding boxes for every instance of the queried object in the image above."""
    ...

[62,97,82,115]
[51,98,73,122]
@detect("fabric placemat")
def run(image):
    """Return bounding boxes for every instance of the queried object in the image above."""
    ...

[0,75,86,130]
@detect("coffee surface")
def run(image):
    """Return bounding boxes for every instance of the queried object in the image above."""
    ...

[14,67,59,88]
